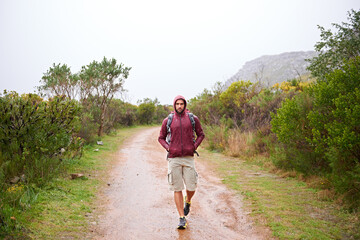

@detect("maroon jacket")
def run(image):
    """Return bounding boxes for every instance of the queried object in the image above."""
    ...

[158,95,205,158]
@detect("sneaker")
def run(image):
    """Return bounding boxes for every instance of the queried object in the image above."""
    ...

[177,217,187,229]
[184,196,191,216]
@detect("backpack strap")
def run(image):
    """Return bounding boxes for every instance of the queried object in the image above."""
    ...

[187,113,199,156]
[166,113,174,144]
[188,113,196,133]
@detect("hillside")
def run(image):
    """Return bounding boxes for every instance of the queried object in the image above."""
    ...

[225,51,317,87]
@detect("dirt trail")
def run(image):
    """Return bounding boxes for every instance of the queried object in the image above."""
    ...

[90,127,268,240]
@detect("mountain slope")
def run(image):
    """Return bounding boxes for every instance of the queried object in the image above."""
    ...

[225,51,317,87]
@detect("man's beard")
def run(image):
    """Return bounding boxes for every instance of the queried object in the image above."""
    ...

[176,108,184,114]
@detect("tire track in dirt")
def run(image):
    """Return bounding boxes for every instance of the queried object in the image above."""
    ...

[90,127,268,240]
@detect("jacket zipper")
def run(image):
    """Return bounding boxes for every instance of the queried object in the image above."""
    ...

[180,114,183,156]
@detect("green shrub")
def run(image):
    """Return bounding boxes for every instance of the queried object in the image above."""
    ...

[78,111,99,143]
[0,91,82,193]
[270,90,328,174]
[153,104,171,124]
[307,58,360,208]
[188,83,226,126]
[0,92,83,235]
[136,98,156,125]
[104,99,138,132]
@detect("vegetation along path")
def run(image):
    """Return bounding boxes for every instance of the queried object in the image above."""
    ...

[89,127,270,240]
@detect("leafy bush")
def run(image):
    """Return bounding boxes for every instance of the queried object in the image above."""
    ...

[78,110,99,144]
[104,99,138,132]
[188,83,226,126]
[271,57,360,208]
[307,57,360,207]
[136,98,156,125]
[270,90,328,173]
[0,92,83,235]
[153,104,171,124]
[220,80,260,127]
[0,92,82,190]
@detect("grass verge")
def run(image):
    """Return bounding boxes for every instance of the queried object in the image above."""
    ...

[13,126,147,239]
[199,149,360,240]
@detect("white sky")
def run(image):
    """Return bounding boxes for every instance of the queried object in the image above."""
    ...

[0,0,359,105]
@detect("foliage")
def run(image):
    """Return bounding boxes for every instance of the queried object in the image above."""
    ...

[0,92,83,235]
[219,80,260,127]
[272,78,313,92]
[0,92,83,186]
[136,98,157,125]
[153,104,171,124]
[203,124,228,152]
[220,80,254,108]
[77,102,100,143]
[271,93,312,148]
[226,129,253,157]
[105,99,138,129]
[308,58,360,158]
[39,63,79,99]
[79,57,131,136]
[38,58,171,142]
[270,57,360,208]
[307,9,360,79]
[39,57,132,138]
[270,90,327,173]
[243,88,285,132]
[307,57,360,207]
[188,82,226,126]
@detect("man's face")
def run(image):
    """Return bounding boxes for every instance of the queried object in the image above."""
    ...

[175,99,185,113]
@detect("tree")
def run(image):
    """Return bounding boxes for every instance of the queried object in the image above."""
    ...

[307,9,360,79]
[39,63,79,99]
[79,57,131,136]
[136,98,156,125]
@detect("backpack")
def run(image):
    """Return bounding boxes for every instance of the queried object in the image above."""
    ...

[166,112,199,156]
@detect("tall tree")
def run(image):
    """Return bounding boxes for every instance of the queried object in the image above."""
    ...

[307,9,360,79]
[39,63,79,99]
[80,57,131,136]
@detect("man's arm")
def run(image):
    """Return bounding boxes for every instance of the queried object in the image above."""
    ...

[194,116,205,150]
[158,118,170,151]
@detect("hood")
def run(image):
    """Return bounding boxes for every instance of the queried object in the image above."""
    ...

[173,95,187,113]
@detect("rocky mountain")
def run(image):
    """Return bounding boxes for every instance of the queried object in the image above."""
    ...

[225,51,317,88]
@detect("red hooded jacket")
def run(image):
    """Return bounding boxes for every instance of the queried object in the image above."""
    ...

[158,95,205,158]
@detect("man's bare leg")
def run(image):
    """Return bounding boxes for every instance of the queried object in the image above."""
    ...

[174,191,184,216]
[185,190,195,202]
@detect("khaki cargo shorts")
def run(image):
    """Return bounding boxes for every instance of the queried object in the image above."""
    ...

[167,156,198,191]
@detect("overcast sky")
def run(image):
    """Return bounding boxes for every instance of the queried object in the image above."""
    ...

[1,0,359,104]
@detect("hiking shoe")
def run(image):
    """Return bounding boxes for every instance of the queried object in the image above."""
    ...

[184,196,191,216]
[177,217,187,229]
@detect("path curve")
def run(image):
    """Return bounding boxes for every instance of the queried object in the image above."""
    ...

[91,127,266,240]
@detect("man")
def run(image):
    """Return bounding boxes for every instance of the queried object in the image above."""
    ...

[158,95,205,229]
